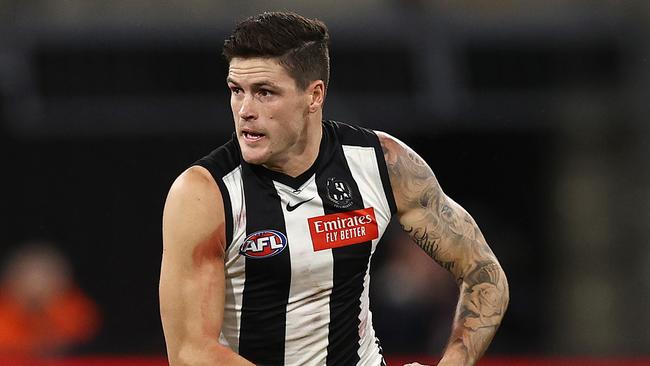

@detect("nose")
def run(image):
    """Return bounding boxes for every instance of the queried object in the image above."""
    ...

[238,94,257,121]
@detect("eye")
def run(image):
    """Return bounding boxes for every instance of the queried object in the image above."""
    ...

[258,89,272,97]
[230,86,242,95]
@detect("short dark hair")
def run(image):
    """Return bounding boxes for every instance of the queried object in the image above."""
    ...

[223,12,330,90]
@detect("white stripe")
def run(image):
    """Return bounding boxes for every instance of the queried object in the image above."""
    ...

[273,177,334,366]
[342,145,392,243]
[219,165,247,352]
[342,145,390,365]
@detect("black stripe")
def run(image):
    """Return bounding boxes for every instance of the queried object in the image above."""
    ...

[376,337,387,366]
[370,134,398,215]
[316,126,372,366]
[194,137,242,246]
[238,162,291,365]
[214,177,234,246]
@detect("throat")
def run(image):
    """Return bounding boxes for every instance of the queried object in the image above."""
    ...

[264,128,323,178]
[262,153,315,178]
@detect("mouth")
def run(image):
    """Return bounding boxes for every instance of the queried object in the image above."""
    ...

[242,130,265,142]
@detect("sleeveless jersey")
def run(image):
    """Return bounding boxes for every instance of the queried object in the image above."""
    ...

[195,120,397,366]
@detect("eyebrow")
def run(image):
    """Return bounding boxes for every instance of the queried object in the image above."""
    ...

[226,77,278,89]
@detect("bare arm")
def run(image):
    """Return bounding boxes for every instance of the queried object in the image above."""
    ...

[160,166,254,366]
[378,132,509,366]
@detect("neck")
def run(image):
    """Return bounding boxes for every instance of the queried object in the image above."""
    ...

[262,114,323,178]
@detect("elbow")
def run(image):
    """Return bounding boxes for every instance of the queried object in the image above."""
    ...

[499,265,510,313]
[466,260,510,311]
[168,343,196,366]
[173,344,199,366]
[170,341,231,366]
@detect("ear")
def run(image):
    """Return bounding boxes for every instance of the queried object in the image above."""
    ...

[307,80,325,113]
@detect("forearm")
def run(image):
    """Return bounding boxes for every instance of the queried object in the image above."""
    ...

[439,263,509,366]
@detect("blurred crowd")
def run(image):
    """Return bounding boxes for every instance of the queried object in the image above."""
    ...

[371,231,457,354]
[0,241,100,358]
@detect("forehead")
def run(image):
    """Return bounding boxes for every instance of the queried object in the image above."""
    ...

[228,57,293,85]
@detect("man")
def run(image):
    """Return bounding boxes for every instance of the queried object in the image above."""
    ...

[160,11,508,366]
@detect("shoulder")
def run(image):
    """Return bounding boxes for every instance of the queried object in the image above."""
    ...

[374,130,414,166]
[375,130,429,169]
[169,166,220,199]
[162,165,228,263]
[374,130,440,215]
[163,166,225,240]
[374,130,397,155]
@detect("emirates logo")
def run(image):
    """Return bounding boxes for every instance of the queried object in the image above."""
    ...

[308,207,379,251]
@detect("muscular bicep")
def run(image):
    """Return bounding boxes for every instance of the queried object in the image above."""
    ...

[377,131,497,281]
[160,166,227,362]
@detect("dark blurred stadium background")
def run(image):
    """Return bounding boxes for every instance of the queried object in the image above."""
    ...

[0,0,648,364]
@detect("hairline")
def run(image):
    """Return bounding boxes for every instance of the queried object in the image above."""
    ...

[227,56,322,91]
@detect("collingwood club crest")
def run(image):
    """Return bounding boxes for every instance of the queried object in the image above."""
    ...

[326,177,353,208]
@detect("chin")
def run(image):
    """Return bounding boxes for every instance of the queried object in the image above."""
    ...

[240,148,269,166]
[242,156,266,166]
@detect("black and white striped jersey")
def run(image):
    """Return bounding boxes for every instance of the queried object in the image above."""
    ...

[195,120,397,366]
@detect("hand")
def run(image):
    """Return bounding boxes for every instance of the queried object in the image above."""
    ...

[403,363,430,366]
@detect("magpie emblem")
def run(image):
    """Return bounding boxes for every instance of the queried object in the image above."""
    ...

[326,177,353,208]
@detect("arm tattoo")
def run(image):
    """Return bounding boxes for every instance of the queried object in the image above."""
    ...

[461,262,507,331]
[380,133,508,365]
[381,134,490,267]
[382,136,476,262]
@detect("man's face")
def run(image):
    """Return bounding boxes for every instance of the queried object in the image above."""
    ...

[227,57,312,169]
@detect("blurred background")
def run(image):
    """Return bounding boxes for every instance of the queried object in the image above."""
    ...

[0,0,648,362]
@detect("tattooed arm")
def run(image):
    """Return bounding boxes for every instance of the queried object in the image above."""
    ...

[377,132,509,366]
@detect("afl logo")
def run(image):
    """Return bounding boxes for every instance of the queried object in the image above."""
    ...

[239,230,288,259]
